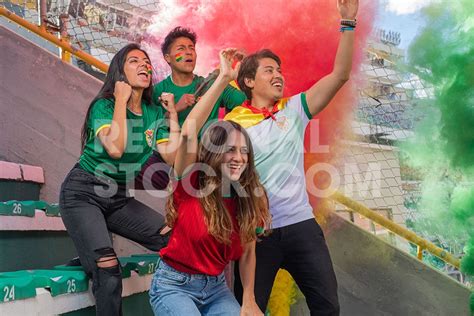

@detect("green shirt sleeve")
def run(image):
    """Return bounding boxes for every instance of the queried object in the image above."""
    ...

[88,98,115,136]
[155,107,170,144]
[152,82,164,109]
[220,84,247,110]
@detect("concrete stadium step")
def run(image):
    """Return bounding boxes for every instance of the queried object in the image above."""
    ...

[0,161,44,202]
[0,198,74,272]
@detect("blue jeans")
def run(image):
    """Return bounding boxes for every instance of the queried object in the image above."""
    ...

[149,260,240,315]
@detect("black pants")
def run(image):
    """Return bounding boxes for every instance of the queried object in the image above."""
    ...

[59,165,169,315]
[134,151,170,191]
[234,219,340,316]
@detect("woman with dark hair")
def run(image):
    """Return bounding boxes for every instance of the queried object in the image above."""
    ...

[59,43,179,315]
[149,49,270,316]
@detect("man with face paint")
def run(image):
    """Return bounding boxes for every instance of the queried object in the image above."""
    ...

[134,27,247,191]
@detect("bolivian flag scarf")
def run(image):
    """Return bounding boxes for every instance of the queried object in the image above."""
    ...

[224,98,289,128]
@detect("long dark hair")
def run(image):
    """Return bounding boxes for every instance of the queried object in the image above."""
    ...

[80,43,154,151]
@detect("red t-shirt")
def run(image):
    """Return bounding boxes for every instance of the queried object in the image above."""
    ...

[159,171,243,276]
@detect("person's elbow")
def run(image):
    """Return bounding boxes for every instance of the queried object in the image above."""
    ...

[241,241,256,258]
[334,72,351,84]
[161,151,177,166]
[105,146,124,159]
[179,126,196,141]
[108,151,124,160]
[99,132,125,159]
[340,75,350,83]
[180,129,191,139]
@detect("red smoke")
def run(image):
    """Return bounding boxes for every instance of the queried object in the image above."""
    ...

[146,0,377,210]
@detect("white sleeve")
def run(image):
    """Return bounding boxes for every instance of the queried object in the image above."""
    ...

[285,93,312,128]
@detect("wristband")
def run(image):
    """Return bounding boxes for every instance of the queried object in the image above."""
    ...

[341,19,357,27]
[340,26,355,32]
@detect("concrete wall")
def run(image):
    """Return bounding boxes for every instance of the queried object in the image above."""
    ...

[291,214,472,316]
[0,25,158,257]
[0,25,102,203]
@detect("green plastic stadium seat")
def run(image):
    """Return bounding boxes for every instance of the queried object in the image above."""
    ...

[0,273,36,302]
[0,201,36,217]
[119,255,159,276]
[32,270,88,296]
[0,270,88,297]
[34,201,61,217]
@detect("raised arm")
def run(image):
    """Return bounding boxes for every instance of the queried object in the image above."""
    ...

[97,81,130,159]
[157,93,180,165]
[173,49,240,177]
[306,0,359,117]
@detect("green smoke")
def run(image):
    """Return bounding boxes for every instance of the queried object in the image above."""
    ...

[401,0,474,289]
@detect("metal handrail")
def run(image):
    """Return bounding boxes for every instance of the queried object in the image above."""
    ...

[0,7,109,73]
[330,191,461,269]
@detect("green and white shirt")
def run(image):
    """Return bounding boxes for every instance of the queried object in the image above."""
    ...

[225,93,314,228]
[79,98,169,184]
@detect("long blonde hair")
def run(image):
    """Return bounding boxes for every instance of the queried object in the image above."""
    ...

[166,121,270,244]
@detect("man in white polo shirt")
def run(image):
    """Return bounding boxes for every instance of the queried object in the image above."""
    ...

[225,1,359,313]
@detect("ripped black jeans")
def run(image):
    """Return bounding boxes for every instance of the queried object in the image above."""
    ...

[59,165,169,315]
